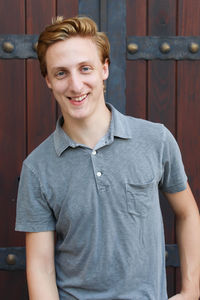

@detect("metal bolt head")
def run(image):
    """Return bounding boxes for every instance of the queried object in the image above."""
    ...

[2,41,14,53]
[189,42,199,53]
[160,42,171,54]
[127,43,139,54]
[6,254,16,265]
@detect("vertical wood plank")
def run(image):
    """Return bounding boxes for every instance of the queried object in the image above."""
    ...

[148,0,177,297]
[176,0,200,293]
[0,0,28,299]
[148,0,176,132]
[57,0,79,18]
[27,0,57,153]
[126,0,147,119]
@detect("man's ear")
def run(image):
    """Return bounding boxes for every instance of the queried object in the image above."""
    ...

[45,75,52,89]
[102,59,109,80]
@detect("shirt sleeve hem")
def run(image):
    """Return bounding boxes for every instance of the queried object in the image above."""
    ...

[15,224,56,232]
[161,179,187,194]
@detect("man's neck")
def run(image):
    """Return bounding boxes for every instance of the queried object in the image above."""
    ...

[62,105,111,149]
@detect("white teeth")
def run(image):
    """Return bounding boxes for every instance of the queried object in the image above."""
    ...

[70,94,87,101]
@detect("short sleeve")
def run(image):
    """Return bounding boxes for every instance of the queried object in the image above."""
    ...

[15,162,56,232]
[159,126,187,193]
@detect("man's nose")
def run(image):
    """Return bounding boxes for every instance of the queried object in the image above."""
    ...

[68,72,83,93]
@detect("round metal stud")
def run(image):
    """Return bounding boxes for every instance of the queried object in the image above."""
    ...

[160,42,171,54]
[2,41,14,53]
[33,41,38,52]
[127,43,139,54]
[6,254,17,265]
[189,42,199,53]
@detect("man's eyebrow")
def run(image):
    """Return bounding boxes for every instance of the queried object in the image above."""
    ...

[50,66,68,72]
[51,61,93,70]
[78,60,94,66]
[49,60,95,74]
[80,60,92,63]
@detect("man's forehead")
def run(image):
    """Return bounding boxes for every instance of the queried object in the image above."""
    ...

[46,37,101,68]
[47,36,98,54]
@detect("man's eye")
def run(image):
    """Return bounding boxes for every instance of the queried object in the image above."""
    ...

[82,66,91,72]
[56,71,65,78]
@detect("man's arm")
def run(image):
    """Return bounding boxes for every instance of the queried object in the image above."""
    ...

[164,183,200,300]
[26,231,59,300]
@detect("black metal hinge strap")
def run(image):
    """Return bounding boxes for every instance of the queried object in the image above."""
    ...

[127,36,200,60]
[1,35,200,60]
[0,34,38,59]
[0,247,26,271]
[0,244,179,271]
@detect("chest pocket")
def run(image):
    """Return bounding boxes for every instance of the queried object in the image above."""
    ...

[126,180,155,217]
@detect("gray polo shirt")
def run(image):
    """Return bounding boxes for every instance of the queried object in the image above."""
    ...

[16,104,187,300]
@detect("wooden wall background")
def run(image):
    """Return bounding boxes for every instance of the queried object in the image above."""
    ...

[0,0,199,299]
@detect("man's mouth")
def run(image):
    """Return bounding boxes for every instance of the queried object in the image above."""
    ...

[68,94,88,102]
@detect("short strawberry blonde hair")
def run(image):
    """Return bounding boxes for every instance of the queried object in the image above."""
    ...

[37,16,110,77]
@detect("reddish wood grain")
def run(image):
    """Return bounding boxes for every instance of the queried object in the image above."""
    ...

[177,1,200,200]
[126,0,147,119]
[148,0,177,297]
[148,0,177,132]
[0,0,25,33]
[148,60,176,133]
[26,0,57,153]
[0,0,27,298]
[57,0,79,18]
[148,0,177,36]
[0,60,26,246]
[177,0,200,293]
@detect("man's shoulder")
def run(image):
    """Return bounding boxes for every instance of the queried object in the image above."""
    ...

[123,113,165,140]
[24,132,55,167]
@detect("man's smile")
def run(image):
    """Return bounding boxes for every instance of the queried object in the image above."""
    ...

[67,94,88,103]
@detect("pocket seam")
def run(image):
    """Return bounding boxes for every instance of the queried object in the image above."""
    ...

[126,181,155,217]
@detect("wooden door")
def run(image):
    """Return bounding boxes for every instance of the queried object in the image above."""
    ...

[0,1,199,299]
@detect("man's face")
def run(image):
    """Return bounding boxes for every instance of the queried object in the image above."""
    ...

[45,36,109,122]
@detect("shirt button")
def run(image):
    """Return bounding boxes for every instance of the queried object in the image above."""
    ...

[96,171,102,177]
[92,150,97,155]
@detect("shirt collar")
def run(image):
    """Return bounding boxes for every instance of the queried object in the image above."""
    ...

[107,103,132,140]
[53,116,77,156]
[53,103,132,156]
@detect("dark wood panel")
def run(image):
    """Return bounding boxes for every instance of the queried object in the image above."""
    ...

[27,0,56,34]
[0,60,26,246]
[148,0,177,36]
[148,60,176,133]
[26,0,57,153]
[148,0,177,297]
[126,0,147,119]
[0,0,25,33]
[148,0,176,132]
[57,0,79,18]
[0,271,28,299]
[177,0,200,293]
[0,0,27,299]
[178,0,200,35]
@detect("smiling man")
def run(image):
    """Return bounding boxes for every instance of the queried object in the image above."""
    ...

[45,35,111,148]
[15,16,200,300]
